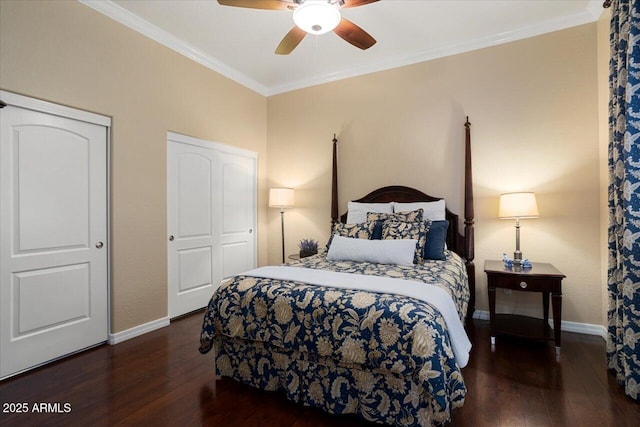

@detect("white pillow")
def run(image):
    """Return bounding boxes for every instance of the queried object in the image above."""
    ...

[393,200,446,221]
[326,235,417,266]
[346,201,393,224]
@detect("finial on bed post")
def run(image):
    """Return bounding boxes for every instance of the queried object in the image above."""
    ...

[464,117,476,321]
[331,134,339,230]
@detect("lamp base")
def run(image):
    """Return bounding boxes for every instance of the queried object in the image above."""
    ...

[513,250,522,266]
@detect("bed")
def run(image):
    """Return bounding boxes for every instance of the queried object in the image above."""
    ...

[200,118,476,427]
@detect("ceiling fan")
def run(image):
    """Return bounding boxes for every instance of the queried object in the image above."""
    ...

[217,0,378,55]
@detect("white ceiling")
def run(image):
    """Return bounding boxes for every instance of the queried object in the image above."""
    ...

[81,0,603,96]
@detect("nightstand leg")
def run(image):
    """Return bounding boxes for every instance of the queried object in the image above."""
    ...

[489,286,496,344]
[543,292,550,325]
[552,291,562,350]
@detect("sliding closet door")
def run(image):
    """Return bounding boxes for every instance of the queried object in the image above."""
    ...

[167,133,256,318]
[218,152,256,281]
[167,139,218,318]
[0,96,108,379]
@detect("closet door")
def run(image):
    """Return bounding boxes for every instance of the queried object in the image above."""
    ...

[167,139,218,318]
[167,133,256,319]
[0,98,108,379]
[218,152,257,281]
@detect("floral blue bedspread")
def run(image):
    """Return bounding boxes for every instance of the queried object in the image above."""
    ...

[287,250,469,320]
[199,251,469,426]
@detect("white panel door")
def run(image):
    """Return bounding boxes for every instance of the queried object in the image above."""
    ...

[0,104,108,379]
[167,134,257,318]
[218,152,256,281]
[167,141,217,318]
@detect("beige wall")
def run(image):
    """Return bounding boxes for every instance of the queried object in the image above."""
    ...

[268,24,604,326]
[0,1,268,333]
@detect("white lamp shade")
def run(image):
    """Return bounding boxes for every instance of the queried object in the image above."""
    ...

[269,188,295,208]
[498,192,540,219]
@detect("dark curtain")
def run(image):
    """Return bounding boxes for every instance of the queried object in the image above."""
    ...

[607,0,640,401]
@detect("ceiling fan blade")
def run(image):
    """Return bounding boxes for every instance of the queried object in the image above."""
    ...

[275,26,307,55]
[333,17,376,50]
[340,0,379,9]
[217,0,294,10]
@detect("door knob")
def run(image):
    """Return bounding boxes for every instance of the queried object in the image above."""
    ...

[169,235,175,241]
[249,229,253,234]
[95,242,104,249]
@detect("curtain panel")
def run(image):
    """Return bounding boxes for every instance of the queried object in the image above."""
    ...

[607,0,640,401]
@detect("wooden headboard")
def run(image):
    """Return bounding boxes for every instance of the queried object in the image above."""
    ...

[330,118,476,320]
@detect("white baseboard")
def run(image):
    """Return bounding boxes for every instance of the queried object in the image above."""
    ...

[472,310,607,340]
[108,316,170,345]
[560,319,607,339]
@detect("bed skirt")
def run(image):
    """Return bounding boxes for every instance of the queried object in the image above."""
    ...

[214,337,465,427]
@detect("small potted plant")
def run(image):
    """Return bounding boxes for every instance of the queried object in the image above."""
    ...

[298,238,318,258]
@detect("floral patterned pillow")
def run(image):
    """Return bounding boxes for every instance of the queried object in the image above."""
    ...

[382,219,431,263]
[367,209,424,240]
[326,221,376,249]
[367,208,424,224]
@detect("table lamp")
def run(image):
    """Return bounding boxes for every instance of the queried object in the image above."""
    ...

[499,192,539,266]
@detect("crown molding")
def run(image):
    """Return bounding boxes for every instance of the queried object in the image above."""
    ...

[79,0,270,96]
[80,0,603,97]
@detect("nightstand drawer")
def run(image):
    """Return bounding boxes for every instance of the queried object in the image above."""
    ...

[492,275,560,292]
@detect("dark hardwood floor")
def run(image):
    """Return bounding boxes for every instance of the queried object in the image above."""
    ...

[1,311,638,426]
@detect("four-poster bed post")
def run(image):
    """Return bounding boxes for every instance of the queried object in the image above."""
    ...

[464,117,475,320]
[331,133,338,229]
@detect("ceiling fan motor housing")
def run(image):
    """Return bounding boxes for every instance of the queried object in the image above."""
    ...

[293,1,341,35]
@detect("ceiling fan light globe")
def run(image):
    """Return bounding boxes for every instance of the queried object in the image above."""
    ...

[293,1,341,35]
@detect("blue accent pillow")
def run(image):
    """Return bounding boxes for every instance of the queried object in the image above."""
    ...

[371,220,383,239]
[424,220,449,260]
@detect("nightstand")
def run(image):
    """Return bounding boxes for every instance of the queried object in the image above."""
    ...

[484,260,566,354]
